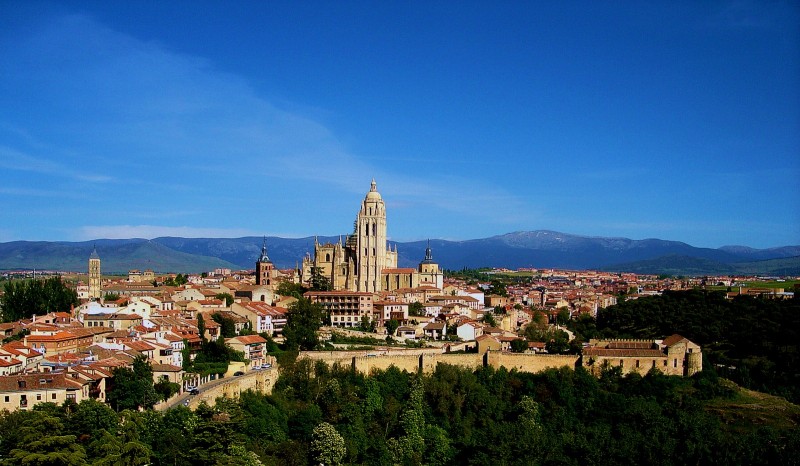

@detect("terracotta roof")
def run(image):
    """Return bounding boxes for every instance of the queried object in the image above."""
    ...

[381,268,416,274]
[662,334,687,347]
[227,335,267,345]
[151,363,183,372]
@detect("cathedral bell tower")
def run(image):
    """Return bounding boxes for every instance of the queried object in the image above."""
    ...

[356,179,388,292]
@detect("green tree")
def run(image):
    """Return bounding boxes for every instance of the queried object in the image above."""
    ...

[358,314,376,333]
[215,293,234,307]
[107,355,159,411]
[385,318,400,337]
[483,312,497,327]
[6,411,88,466]
[197,313,207,343]
[556,307,571,326]
[408,302,425,317]
[311,422,346,466]
[510,338,528,353]
[487,279,508,297]
[0,277,79,322]
[309,267,332,292]
[211,312,236,338]
[276,281,307,299]
[283,297,325,351]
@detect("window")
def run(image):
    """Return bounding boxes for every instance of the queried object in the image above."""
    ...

[619,359,624,367]
[673,359,678,368]
[372,223,376,236]
[635,360,640,368]
[37,394,42,401]
[4,396,8,403]
[52,393,56,400]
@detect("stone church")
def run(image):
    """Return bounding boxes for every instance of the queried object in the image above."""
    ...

[300,179,442,293]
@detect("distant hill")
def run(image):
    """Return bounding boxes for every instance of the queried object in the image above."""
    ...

[0,239,239,274]
[0,230,797,276]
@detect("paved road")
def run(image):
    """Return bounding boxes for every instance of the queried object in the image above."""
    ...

[160,369,273,410]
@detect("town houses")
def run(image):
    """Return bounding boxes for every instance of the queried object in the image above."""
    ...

[5,179,793,412]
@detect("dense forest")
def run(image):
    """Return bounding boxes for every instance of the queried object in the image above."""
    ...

[2,289,798,465]
[575,290,800,404]
[1,361,798,465]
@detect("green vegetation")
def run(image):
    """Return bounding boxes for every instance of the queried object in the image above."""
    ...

[6,360,796,465]
[189,338,246,377]
[578,290,800,403]
[0,277,79,322]
[276,280,308,299]
[283,297,325,351]
[107,355,159,411]
[215,292,234,306]
[162,273,189,287]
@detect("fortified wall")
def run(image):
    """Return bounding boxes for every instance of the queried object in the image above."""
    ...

[186,368,279,409]
[305,350,578,376]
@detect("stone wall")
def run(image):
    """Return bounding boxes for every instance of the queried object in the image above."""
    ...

[486,352,579,373]
[186,369,279,409]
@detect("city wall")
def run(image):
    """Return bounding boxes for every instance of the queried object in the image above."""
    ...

[310,350,578,376]
[486,353,579,374]
[186,368,279,409]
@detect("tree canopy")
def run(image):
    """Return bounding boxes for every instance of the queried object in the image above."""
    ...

[0,277,79,322]
[283,297,325,351]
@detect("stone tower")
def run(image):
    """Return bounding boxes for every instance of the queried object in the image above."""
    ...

[418,240,443,289]
[88,245,101,301]
[356,179,389,292]
[255,237,276,288]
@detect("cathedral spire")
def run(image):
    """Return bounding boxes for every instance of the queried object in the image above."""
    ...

[370,178,377,192]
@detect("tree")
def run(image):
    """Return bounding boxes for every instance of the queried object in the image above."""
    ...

[107,355,159,411]
[0,277,79,322]
[276,281,307,299]
[215,293,234,307]
[510,338,528,353]
[197,313,207,343]
[385,318,400,337]
[483,312,497,327]
[408,302,425,317]
[487,279,508,297]
[556,307,571,326]
[283,297,325,351]
[211,312,236,338]
[309,267,332,292]
[7,411,88,466]
[311,422,346,466]
[358,314,376,333]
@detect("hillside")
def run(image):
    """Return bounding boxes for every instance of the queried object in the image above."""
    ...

[0,239,239,274]
[0,231,797,275]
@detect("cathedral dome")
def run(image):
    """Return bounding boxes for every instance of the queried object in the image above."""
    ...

[365,179,382,201]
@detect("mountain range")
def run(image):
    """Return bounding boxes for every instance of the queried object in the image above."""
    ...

[0,231,797,276]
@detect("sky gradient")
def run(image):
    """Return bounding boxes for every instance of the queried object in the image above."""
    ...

[1,1,798,249]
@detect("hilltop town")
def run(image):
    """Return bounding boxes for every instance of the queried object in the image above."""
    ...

[0,181,796,413]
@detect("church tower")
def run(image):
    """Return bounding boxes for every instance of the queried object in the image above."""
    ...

[355,179,391,293]
[418,240,443,289]
[255,237,276,288]
[88,245,101,301]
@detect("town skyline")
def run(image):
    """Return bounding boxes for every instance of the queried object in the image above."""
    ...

[1,2,798,248]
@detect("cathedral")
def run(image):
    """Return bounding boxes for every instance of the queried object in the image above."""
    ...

[300,179,442,293]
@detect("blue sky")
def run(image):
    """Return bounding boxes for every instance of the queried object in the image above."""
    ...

[0,1,798,249]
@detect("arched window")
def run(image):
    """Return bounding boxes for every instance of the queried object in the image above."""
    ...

[326,253,331,262]
[372,223,376,236]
